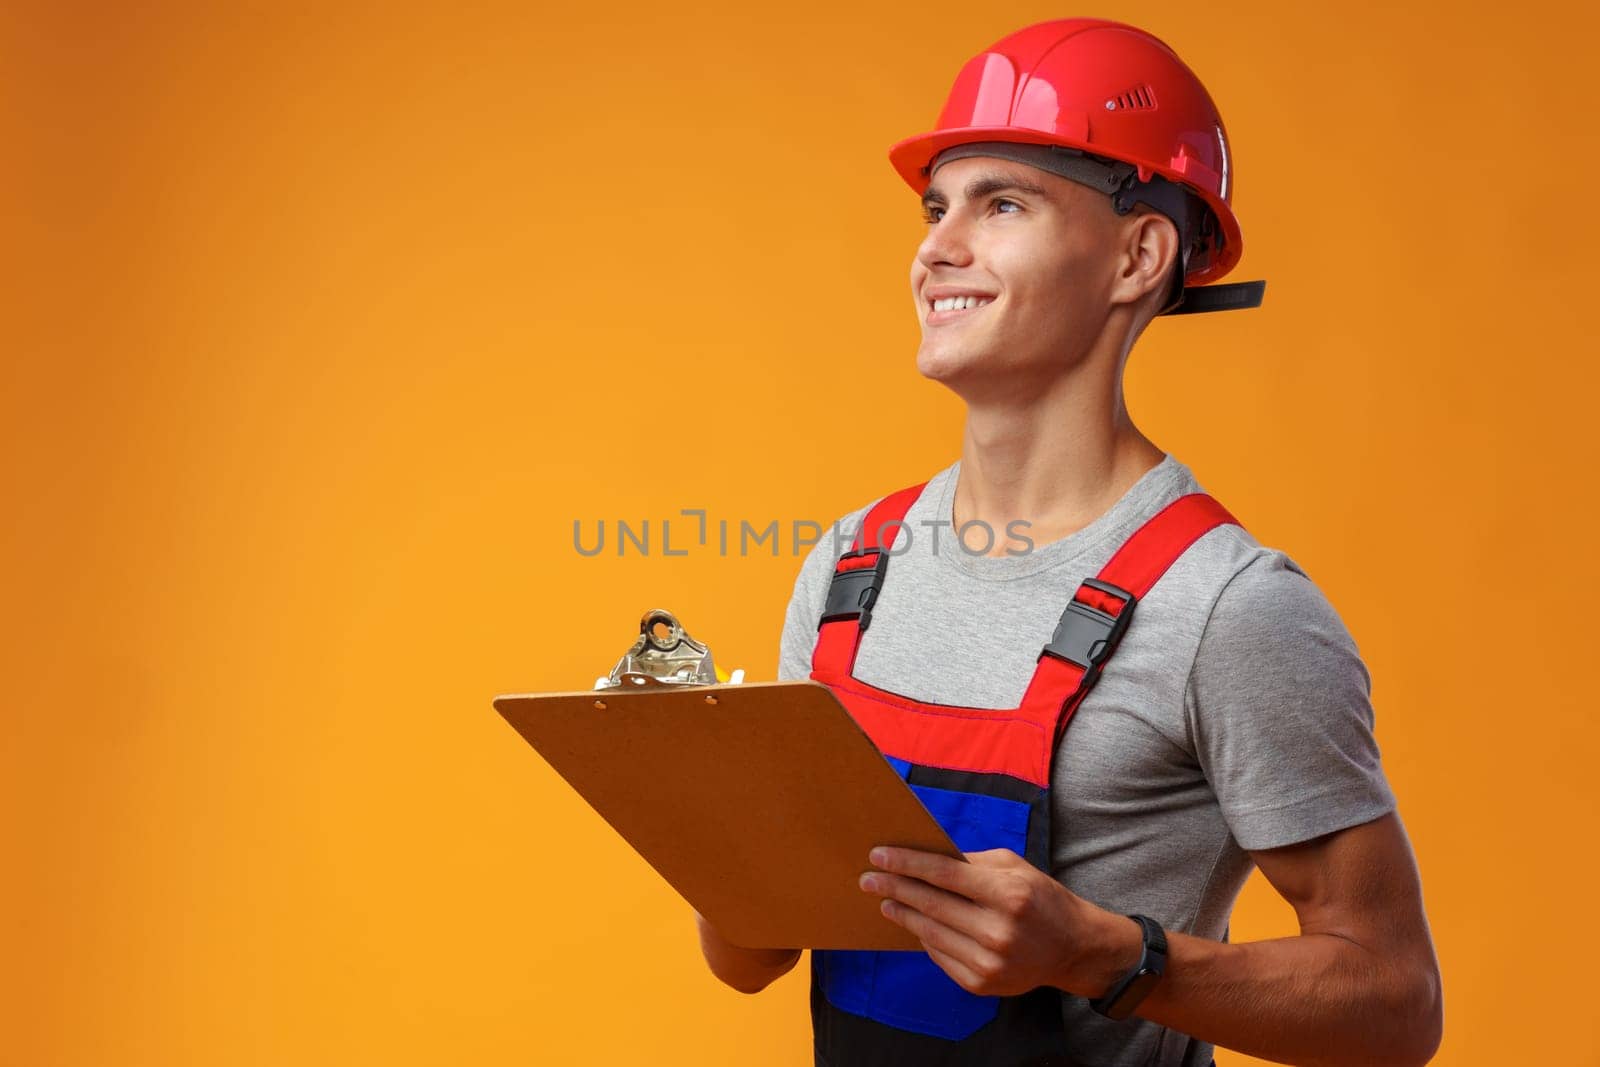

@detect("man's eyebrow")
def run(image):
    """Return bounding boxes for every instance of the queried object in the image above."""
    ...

[920,172,1052,209]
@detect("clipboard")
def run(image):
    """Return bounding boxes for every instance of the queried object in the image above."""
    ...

[493,679,963,951]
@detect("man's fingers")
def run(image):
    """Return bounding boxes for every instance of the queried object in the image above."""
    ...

[964,848,1027,868]
[865,870,990,934]
[924,943,987,994]
[869,845,1026,905]
[879,898,997,981]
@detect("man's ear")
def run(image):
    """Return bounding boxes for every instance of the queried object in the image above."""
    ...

[1110,208,1181,313]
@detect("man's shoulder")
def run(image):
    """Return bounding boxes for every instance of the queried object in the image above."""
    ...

[1205,543,1355,652]
[1161,515,1359,669]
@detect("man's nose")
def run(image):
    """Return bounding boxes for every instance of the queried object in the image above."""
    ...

[916,209,975,270]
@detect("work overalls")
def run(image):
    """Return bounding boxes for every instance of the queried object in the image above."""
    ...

[808,480,1238,1067]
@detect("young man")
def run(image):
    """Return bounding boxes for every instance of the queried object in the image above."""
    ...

[696,18,1441,1067]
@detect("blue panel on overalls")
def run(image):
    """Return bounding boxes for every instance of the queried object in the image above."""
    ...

[820,754,1035,1039]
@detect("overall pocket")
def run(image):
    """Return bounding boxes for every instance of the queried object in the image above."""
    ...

[818,761,1033,1040]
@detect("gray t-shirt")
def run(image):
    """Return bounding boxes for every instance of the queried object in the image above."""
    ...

[778,453,1396,1067]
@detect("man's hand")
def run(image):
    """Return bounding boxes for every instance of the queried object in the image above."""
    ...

[858,846,1138,998]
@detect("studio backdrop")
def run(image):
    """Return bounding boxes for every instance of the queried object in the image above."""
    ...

[5,2,1596,1064]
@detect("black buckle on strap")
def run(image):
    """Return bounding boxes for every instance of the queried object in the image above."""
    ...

[821,548,890,633]
[1041,578,1138,674]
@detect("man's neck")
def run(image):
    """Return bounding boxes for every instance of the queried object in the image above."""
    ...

[951,372,1165,558]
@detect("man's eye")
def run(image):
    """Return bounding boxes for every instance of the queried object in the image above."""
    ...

[921,199,1020,225]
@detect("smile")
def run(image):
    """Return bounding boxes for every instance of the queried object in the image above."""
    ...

[926,296,995,325]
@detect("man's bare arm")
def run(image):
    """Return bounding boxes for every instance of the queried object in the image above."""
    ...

[693,911,801,994]
[1126,812,1443,1066]
[861,812,1441,1067]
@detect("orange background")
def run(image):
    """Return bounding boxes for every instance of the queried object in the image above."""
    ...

[5,2,1596,1064]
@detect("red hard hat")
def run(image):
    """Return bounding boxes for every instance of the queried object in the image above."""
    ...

[890,19,1264,314]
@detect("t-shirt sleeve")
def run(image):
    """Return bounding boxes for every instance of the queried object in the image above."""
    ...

[777,503,872,682]
[1186,550,1398,851]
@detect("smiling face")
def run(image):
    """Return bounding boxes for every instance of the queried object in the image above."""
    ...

[909,154,1138,395]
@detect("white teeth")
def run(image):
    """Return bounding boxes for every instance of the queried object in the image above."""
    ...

[932,295,994,312]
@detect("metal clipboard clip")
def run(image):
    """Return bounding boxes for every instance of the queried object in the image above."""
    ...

[594,608,745,690]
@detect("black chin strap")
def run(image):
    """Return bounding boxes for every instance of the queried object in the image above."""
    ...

[1161,279,1267,316]
[1090,152,1267,318]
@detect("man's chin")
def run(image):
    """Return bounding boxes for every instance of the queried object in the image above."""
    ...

[916,343,985,385]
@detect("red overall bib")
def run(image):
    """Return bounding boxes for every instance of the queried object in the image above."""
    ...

[808,479,1239,1067]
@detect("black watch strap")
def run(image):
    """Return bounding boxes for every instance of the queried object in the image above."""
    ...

[1088,914,1168,1021]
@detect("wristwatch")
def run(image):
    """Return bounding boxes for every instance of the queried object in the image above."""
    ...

[1088,914,1168,1020]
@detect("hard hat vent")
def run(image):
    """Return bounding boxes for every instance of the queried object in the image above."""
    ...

[1105,85,1157,112]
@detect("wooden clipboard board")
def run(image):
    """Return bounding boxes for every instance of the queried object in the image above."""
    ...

[493,679,962,951]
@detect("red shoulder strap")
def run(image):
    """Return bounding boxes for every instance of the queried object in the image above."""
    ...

[1020,492,1241,739]
[1096,492,1239,597]
[811,482,925,678]
[853,483,925,552]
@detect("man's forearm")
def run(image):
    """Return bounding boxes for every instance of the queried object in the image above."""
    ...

[694,911,801,994]
[1070,917,1442,1067]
